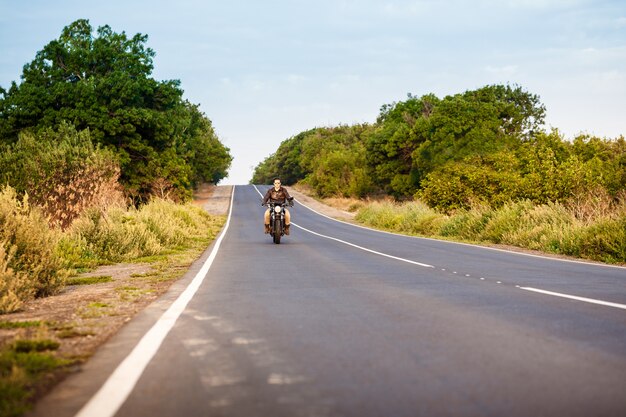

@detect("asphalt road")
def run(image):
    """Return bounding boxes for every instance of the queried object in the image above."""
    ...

[32,185,626,417]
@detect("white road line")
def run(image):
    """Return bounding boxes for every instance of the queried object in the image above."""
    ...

[75,186,236,417]
[293,222,433,268]
[293,192,626,270]
[253,185,432,268]
[255,185,625,311]
[520,287,626,310]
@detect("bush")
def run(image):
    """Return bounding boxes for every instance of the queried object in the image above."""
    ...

[0,187,67,312]
[66,207,162,264]
[478,200,535,243]
[439,206,492,241]
[64,198,219,265]
[355,196,625,263]
[0,243,33,314]
[356,201,403,230]
[136,199,213,247]
[576,216,626,263]
[0,123,124,230]
[492,202,579,252]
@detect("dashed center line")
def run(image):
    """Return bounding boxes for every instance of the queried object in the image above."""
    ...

[255,184,626,311]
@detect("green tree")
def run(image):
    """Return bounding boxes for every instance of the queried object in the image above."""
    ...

[0,19,231,201]
[251,129,313,185]
[300,125,374,197]
[178,102,232,186]
[367,85,545,198]
[366,93,438,197]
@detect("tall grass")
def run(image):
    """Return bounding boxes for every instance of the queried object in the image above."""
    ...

[0,187,67,313]
[0,184,224,312]
[356,196,626,264]
[62,198,221,266]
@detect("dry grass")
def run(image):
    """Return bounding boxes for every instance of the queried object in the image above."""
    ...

[355,195,626,264]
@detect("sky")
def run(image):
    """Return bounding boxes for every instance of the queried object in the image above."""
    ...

[1,0,625,185]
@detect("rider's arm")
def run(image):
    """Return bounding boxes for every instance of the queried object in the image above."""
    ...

[262,189,270,205]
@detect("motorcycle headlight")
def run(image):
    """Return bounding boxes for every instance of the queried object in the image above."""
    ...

[274,205,282,213]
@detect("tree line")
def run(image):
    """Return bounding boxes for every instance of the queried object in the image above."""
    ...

[0,19,232,206]
[252,85,625,211]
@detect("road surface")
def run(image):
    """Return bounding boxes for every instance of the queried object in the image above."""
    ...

[31,185,626,417]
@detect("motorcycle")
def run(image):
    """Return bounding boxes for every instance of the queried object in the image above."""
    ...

[262,198,294,244]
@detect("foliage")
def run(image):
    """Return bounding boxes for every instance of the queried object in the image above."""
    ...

[418,151,524,211]
[366,85,545,197]
[300,125,375,198]
[0,341,70,417]
[366,93,439,197]
[251,128,314,185]
[0,19,231,201]
[0,187,67,313]
[66,275,113,286]
[418,130,626,211]
[355,197,626,263]
[180,102,233,187]
[0,242,32,315]
[0,123,123,229]
[252,125,376,198]
[254,84,555,203]
[63,198,223,265]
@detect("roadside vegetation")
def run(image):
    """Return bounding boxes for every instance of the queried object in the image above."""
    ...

[253,85,626,264]
[0,19,230,416]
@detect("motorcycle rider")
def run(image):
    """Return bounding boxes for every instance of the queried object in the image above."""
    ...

[262,177,293,235]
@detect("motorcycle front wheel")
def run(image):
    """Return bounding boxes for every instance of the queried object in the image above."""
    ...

[273,220,282,244]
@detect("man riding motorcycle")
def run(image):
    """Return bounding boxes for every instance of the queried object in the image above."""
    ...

[262,177,293,235]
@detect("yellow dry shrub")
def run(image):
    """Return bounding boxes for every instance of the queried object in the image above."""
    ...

[0,187,67,312]
[31,156,125,230]
[0,242,33,314]
[67,207,162,263]
[65,198,218,264]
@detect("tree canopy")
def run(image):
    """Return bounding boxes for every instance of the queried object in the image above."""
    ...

[252,84,625,211]
[0,19,231,201]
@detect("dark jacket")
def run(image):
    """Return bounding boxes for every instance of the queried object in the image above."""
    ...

[263,186,292,205]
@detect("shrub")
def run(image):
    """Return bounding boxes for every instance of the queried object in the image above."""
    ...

[66,207,162,263]
[439,206,492,241]
[0,187,67,309]
[576,216,626,263]
[496,202,579,252]
[0,243,33,314]
[356,201,403,230]
[0,123,124,230]
[478,200,535,243]
[64,198,219,265]
[355,195,625,263]
[395,201,446,235]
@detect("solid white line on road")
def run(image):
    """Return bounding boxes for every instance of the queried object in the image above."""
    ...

[293,222,433,269]
[74,186,236,417]
[255,185,625,311]
[254,185,432,268]
[293,192,626,270]
[520,287,626,310]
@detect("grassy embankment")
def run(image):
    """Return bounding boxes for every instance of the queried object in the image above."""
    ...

[312,191,626,265]
[0,186,225,417]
